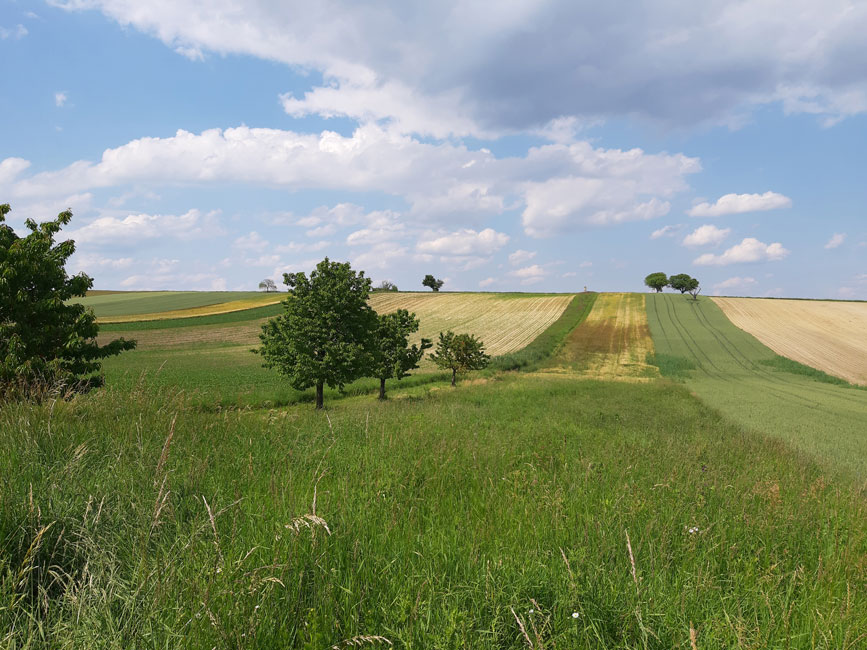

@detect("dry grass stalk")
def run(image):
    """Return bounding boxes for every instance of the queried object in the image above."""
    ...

[690,622,698,650]
[202,496,224,564]
[331,636,392,649]
[285,514,331,536]
[154,413,177,483]
[510,607,534,649]
[625,529,638,588]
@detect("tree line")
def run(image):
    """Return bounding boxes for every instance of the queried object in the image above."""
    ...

[644,272,701,299]
[0,206,486,406]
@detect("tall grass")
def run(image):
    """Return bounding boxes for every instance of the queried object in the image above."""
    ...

[2,376,865,648]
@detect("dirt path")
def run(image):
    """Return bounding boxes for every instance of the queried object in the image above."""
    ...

[713,297,867,385]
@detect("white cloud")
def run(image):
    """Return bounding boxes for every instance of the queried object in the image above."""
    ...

[508,264,547,285]
[688,192,791,217]
[682,224,731,247]
[1,126,699,238]
[650,224,681,239]
[69,253,134,273]
[54,0,867,132]
[0,24,28,40]
[824,233,847,249]
[234,231,269,252]
[713,276,757,291]
[417,228,509,256]
[479,277,496,288]
[69,209,223,245]
[693,237,789,266]
[55,92,68,107]
[0,158,31,184]
[508,249,536,266]
[579,261,592,268]
[562,271,577,278]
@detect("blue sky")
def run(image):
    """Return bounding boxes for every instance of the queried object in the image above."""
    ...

[1,1,865,297]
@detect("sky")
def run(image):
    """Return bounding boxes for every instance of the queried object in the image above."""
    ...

[1,1,865,297]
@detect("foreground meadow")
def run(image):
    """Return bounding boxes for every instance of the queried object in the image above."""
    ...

[2,376,866,649]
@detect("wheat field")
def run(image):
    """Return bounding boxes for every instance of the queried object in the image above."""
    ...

[714,297,867,385]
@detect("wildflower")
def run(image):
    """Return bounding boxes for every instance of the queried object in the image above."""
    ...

[572,612,580,619]
[529,608,534,614]
[687,526,699,534]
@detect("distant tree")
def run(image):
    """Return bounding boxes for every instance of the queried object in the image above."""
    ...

[668,274,696,294]
[644,272,669,293]
[372,309,432,399]
[687,279,701,301]
[422,274,444,292]
[0,204,136,399]
[373,280,399,292]
[256,258,378,409]
[429,330,490,387]
[258,278,277,292]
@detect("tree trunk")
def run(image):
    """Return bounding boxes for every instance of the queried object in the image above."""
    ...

[451,368,456,387]
[315,381,324,409]
[379,377,386,400]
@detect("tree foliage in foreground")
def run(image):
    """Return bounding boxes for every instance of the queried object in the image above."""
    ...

[0,204,135,399]
[422,274,444,292]
[429,330,490,386]
[644,272,669,292]
[372,309,431,399]
[257,258,378,409]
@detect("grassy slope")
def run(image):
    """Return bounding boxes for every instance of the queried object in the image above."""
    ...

[2,377,865,648]
[646,294,867,476]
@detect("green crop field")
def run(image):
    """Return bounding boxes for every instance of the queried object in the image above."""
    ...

[4,291,867,648]
[646,294,867,476]
[73,291,272,317]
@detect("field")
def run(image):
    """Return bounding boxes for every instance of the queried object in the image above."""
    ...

[96,292,575,407]
[714,297,867,386]
[542,293,659,381]
[3,291,867,647]
[647,294,867,476]
[74,291,277,319]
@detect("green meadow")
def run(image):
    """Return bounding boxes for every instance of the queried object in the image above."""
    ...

[2,292,866,648]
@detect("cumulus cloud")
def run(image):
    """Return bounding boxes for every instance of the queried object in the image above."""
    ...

[69,253,134,274]
[52,0,867,133]
[650,224,681,239]
[682,224,730,247]
[824,233,847,249]
[479,277,496,288]
[508,249,536,266]
[69,209,223,245]
[508,264,547,285]
[55,92,68,107]
[417,228,509,256]
[713,276,757,292]
[1,127,699,238]
[693,237,789,266]
[0,24,28,40]
[688,191,791,217]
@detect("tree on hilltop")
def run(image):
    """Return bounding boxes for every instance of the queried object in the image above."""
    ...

[429,331,489,387]
[644,272,669,293]
[258,278,277,292]
[373,280,398,292]
[256,258,378,409]
[372,309,431,399]
[669,273,700,299]
[0,204,136,399]
[422,274,444,292]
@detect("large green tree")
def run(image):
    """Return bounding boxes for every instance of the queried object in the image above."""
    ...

[422,274,444,292]
[372,309,431,400]
[644,272,669,293]
[669,273,698,294]
[257,258,378,409]
[0,204,135,399]
[429,330,490,387]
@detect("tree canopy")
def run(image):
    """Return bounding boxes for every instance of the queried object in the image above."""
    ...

[373,280,398,292]
[669,273,696,294]
[422,274,444,292]
[429,330,490,386]
[0,204,135,399]
[258,278,277,292]
[256,258,378,409]
[371,309,431,399]
[644,272,669,292]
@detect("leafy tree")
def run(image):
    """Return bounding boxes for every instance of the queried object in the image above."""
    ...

[256,258,377,409]
[422,274,444,292]
[429,330,490,387]
[687,279,701,301]
[669,273,699,295]
[644,272,669,293]
[373,280,398,292]
[372,309,431,399]
[0,204,135,399]
[258,278,277,292]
